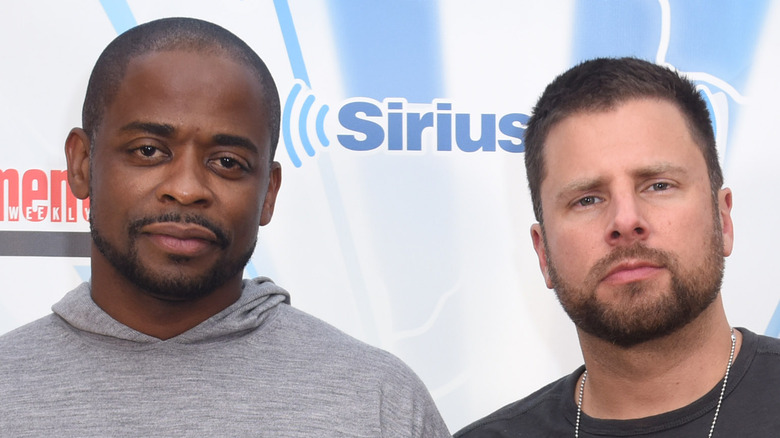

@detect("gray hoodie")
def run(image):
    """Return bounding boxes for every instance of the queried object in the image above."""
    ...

[0,277,451,437]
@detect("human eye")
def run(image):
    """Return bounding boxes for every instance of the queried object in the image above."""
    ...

[217,156,241,169]
[137,145,160,157]
[129,143,168,164]
[647,181,673,192]
[575,195,602,207]
[209,154,251,178]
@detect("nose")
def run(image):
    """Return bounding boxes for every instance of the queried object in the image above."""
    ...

[606,191,649,245]
[155,151,213,207]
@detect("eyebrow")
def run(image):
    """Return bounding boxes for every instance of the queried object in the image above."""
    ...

[119,121,175,137]
[632,162,687,179]
[555,162,688,202]
[556,177,606,202]
[213,134,258,154]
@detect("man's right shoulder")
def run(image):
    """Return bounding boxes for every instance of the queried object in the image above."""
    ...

[0,314,64,354]
[454,374,570,438]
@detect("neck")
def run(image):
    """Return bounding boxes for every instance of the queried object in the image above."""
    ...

[89,248,243,340]
[576,296,740,419]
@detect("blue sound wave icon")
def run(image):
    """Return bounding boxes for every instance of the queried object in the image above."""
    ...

[283,82,330,167]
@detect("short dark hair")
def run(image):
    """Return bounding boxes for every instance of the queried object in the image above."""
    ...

[82,17,281,159]
[524,57,722,223]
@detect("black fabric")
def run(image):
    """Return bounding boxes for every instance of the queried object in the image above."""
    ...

[456,328,780,437]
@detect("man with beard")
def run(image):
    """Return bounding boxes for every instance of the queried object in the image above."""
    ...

[456,57,780,437]
[0,17,450,437]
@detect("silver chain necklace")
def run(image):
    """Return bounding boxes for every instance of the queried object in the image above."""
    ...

[575,328,736,438]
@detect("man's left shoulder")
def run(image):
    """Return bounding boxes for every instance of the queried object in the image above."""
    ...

[751,330,780,354]
[271,304,452,437]
[273,304,422,379]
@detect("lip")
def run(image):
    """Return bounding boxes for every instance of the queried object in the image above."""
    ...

[602,260,664,285]
[140,222,219,256]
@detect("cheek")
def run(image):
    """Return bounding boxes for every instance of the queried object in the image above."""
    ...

[654,202,715,257]
[545,225,599,280]
[90,181,144,223]
[91,159,147,203]
[222,189,264,230]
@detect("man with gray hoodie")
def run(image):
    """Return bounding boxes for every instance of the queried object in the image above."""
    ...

[0,17,449,437]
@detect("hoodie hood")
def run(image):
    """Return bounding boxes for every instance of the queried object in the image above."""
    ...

[52,277,290,344]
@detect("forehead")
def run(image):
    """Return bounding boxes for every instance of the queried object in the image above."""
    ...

[100,50,270,152]
[540,99,707,194]
[117,49,263,105]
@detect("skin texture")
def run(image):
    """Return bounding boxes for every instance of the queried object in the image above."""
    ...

[65,50,281,340]
[530,98,738,419]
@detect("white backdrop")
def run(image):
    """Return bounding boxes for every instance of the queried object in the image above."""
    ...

[1,0,779,431]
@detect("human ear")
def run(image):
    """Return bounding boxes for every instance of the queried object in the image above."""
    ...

[718,188,734,257]
[65,128,91,200]
[259,161,282,226]
[531,223,554,289]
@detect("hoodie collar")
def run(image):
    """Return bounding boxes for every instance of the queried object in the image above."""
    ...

[52,277,290,344]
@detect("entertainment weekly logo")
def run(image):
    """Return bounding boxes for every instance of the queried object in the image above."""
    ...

[0,168,89,223]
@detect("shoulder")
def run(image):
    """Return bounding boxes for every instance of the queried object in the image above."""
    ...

[0,314,65,353]
[455,372,573,438]
[270,304,451,437]
[739,328,780,377]
[735,327,780,363]
[0,313,71,384]
[728,328,780,399]
[749,329,780,355]
[270,303,427,382]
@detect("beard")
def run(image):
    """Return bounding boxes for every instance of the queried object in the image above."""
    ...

[91,212,256,302]
[545,213,725,348]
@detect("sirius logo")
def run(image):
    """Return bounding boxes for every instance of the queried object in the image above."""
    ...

[282,81,331,168]
[337,99,528,154]
[282,85,529,168]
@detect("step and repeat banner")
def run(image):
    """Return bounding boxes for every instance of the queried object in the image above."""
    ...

[1,0,778,430]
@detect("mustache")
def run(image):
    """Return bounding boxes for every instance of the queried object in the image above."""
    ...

[588,244,675,282]
[128,213,230,249]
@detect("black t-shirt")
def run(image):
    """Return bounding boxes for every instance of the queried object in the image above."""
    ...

[456,328,780,437]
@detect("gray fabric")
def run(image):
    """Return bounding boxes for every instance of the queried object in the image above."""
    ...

[0,277,451,437]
